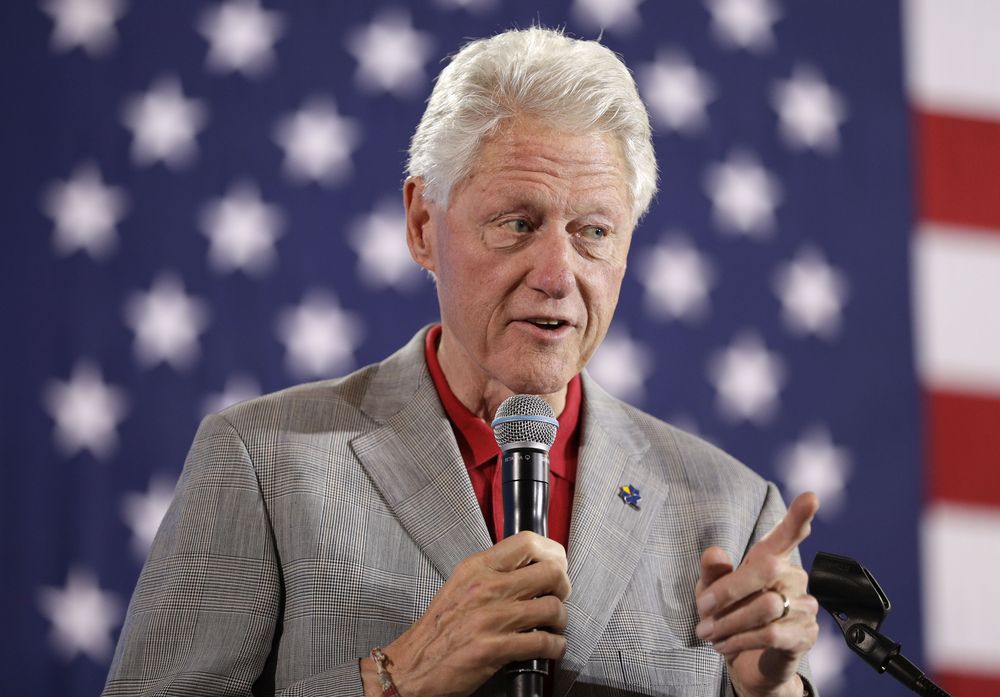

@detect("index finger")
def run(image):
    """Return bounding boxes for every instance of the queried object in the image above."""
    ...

[695,493,818,617]
[752,492,820,560]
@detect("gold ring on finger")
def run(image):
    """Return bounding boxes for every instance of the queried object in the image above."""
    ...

[771,590,790,622]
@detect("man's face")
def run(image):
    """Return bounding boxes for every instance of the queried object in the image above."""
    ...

[408,117,635,403]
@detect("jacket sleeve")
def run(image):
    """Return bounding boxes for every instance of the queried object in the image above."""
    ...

[101,413,366,697]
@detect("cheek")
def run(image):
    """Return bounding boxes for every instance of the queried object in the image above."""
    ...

[436,250,504,337]
[586,265,627,320]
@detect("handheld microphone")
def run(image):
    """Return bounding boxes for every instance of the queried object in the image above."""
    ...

[491,394,559,697]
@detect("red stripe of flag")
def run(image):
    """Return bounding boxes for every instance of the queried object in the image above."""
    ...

[926,388,1000,506]
[915,110,1000,232]
[935,671,1000,697]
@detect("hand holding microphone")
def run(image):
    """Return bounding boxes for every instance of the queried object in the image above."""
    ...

[366,395,566,697]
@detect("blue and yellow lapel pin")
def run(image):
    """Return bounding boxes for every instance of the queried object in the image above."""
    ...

[618,484,641,510]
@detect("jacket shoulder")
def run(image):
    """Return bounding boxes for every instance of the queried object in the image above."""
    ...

[209,362,383,450]
[615,399,768,494]
[214,328,431,436]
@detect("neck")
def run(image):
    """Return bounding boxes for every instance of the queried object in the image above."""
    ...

[436,328,567,421]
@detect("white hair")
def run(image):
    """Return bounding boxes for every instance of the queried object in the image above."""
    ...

[407,27,658,223]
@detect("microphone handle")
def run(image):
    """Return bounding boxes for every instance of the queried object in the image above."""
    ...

[501,445,550,697]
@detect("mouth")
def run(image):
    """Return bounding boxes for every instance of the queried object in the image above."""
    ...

[525,318,569,330]
[513,317,575,339]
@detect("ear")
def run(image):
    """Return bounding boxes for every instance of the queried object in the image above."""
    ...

[403,177,437,274]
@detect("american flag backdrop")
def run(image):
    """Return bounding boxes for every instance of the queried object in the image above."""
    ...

[2,1,997,695]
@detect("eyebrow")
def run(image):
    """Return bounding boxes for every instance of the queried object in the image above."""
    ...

[485,193,625,222]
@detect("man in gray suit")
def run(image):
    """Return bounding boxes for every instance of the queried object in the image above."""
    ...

[104,27,820,697]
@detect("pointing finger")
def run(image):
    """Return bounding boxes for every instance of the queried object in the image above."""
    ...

[697,494,818,617]
[752,492,819,560]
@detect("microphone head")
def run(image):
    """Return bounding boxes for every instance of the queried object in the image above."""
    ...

[491,394,559,448]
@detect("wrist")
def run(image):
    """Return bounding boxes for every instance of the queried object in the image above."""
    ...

[360,654,384,697]
[362,646,404,697]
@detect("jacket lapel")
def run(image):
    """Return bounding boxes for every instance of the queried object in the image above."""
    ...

[555,375,670,697]
[350,331,673,694]
[350,329,493,580]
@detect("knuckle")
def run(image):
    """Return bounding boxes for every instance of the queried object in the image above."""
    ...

[553,634,568,659]
[795,621,819,653]
[709,582,732,606]
[710,616,731,639]
[802,593,819,615]
[716,638,740,657]
[463,579,484,602]
[537,560,570,594]
[761,623,781,645]
[808,618,820,640]
[712,590,732,611]
[761,593,782,622]
[538,537,567,565]
[540,594,563,617]
[560,576,573,601]
[790,567,809,588]
[538,632,566,659]
[554,544,569,570]
[509,530,537,552]
[759,556,782,583]
[520,530,542,545]
[555,601,568,630]
[471,576,502,603]
[539,557,561,578]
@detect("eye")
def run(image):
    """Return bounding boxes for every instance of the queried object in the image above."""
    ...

[483,217,536,249]
[503,219,532,233]
[579,225,608,241]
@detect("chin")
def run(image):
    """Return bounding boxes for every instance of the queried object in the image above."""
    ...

[502,363,575,397]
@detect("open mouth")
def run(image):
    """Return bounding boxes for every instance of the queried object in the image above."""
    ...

[525,318,568,331]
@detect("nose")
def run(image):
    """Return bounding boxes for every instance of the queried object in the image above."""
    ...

[524,227,576,299]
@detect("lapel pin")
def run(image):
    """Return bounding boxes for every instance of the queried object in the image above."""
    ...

[618,484,641,510]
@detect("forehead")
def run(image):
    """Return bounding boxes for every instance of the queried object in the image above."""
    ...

[455,118,632,217]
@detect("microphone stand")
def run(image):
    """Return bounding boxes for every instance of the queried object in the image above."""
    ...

[809,552,952,697]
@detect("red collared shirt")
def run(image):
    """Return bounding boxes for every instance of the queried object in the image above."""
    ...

[424,325,581,550]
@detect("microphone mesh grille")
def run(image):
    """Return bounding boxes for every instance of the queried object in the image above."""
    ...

[492,394,558,447]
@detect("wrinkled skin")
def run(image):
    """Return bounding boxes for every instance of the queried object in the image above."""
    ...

[404,117,634,421]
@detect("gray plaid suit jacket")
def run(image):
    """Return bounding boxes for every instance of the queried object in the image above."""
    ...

[104,328,811,697]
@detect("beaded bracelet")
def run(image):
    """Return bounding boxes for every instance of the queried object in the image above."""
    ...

[370,647,400,697]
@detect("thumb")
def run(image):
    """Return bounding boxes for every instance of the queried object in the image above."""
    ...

[696,546,733,595]
[483,530,562,572]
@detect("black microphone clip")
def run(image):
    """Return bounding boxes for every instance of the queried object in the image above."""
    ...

[809,552,951,697]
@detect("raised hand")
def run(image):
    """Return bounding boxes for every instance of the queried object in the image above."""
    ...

[695,492,821,697]
[363,531,571,697]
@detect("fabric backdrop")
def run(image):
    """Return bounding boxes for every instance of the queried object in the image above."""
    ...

[2,1,997,696]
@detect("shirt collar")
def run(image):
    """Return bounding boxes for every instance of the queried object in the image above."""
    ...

[424,324,581,481]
